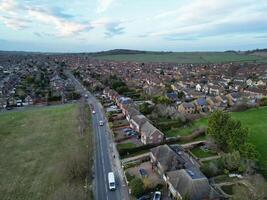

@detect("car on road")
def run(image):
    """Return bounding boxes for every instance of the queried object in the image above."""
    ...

[99,120,104,126]
[139,168,148,178]
[108,172,116,190]
[92,110,96,114]
[153,191,161,200]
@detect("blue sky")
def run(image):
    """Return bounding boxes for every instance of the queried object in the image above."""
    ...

[0,0,267,52]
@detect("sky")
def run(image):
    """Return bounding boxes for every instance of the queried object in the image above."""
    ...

[0,0,267,52]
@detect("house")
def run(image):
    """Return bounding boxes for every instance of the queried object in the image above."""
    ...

[166,92,178,102]
[24,95,33,105]
[178,102,195,114]
[226,92,240,106]
[246,79,253,86]
[214,96,228,109]
[206,97,215,112]
[0,98,7,108]
[140,121,164,144]
[130,114,148,133]
[117,97,134,114]
[150,145,221,200]
[166,169,218,200]
[125,106,140,121]
[194,97,208,112]
[209,85,221,96]
[195,84,202,92]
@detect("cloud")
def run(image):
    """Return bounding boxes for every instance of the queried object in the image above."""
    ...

[104,22,124,37]
[28,8,92,37]
[97,0,115,13]
[144,0,267,41]
[91,18,125,37]
[0,0,30,29]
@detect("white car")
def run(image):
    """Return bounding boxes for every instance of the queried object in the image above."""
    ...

[92,110,96,114]
[99,120,104,126]
[153,191,161,200]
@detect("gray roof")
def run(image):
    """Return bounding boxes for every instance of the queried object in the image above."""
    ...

[141,121,163,138]
[127,107,140,118]
[131,114,148,126]
[167,169,211,200]
[151,145,185,172]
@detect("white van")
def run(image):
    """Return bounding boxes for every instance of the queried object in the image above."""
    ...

[108,172,116,190]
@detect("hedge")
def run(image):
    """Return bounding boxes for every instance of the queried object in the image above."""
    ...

[117,128,206,157]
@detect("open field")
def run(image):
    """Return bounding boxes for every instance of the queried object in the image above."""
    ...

[168,107,267,176]
[93,52,267,64]
[0,104,93,200]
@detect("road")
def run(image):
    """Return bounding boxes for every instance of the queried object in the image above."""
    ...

[66,71,129,200]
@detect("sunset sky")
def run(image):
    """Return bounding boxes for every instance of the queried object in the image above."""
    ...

[0,0,267,52]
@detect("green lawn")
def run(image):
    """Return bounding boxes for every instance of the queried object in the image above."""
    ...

[93,52,267,64]
[117,142,136,150]
[190,147,217,158]
[0,104,92,200]
[169,107,267,176]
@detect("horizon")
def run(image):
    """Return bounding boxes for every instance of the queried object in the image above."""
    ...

[1,0,267,52]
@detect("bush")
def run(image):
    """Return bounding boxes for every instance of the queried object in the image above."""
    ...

[64,148,88,181]
[259,97,267,106]
[231,103,253,112]
[200,160,223,178]
[130,177,144,197]
[125,171,135,182]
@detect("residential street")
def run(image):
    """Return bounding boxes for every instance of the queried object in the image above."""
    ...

[66,71,129,200]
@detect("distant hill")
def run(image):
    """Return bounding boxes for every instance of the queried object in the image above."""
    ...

[90,50,267,64]
[245,49,267,57]
[91,49,147,56]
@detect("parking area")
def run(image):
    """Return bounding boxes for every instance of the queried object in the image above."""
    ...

[127,161,164,188]
[115,127,143,146]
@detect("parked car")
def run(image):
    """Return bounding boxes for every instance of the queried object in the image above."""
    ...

[123,128,132,132]
[153,191,161,200]
[139,168,148,178]
[126,131,137,136]
[92,110,96,114]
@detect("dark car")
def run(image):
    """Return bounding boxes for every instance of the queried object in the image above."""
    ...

[139,168,148,178]
[123,128,132,132]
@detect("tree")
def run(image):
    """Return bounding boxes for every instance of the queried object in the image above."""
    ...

[207,110,259,162]
[222,151,241,171]
[207,110,232,150]
[139,103,154,115]
[152,95,171,105]
[130,177,144,197]
[239,143,259,161]
[207,111,248,152]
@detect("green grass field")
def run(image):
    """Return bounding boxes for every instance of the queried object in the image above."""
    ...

[168,107,267,176]
[93,52,267,64]
[0,104,92,200]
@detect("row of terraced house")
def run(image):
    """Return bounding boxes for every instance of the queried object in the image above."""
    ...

[104,88,165,145]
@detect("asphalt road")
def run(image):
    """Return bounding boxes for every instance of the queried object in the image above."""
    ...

[66,71,129,200]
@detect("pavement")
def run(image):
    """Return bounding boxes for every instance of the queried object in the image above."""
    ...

[66,71,129,200]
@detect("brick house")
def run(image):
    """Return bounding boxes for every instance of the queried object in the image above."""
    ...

[178,102,195,114]
[140,121,164,144]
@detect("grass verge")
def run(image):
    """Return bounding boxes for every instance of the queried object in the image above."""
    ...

[0,103,93,200]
